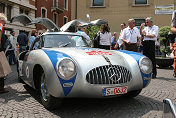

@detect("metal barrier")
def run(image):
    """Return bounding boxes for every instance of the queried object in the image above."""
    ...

[163,99,176,118]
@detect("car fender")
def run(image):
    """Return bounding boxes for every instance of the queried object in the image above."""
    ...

[117,50,152,88]
[23,50,65,97]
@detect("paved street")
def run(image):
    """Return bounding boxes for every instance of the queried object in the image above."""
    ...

[0,64,176,118]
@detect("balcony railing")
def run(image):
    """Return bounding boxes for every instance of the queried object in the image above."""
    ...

[51,2,64,14]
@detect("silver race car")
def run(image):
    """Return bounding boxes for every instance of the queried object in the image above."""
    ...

[12,15,152,109]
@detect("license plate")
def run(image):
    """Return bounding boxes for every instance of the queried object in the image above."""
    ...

[103,86,128,96]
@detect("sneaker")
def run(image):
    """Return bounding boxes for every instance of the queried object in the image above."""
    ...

[173,73,176,77]
[0,89,9,94]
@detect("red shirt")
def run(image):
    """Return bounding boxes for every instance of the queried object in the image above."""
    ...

[0,23,3,39]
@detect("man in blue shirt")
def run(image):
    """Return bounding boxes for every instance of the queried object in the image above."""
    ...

[17,30,28,53]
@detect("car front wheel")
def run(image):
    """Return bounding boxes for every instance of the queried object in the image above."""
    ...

[40,72,62,110]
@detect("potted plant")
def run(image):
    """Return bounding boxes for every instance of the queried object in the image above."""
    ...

[156,26,174,68]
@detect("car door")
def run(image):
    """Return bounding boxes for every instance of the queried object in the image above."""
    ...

[23,36,42,85]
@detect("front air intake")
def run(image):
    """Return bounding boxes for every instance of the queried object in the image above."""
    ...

[86,65,132,84]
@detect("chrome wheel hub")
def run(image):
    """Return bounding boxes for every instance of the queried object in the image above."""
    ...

[40,73,49,102]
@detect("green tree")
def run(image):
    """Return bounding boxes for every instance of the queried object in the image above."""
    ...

[86,25,100,47]
[159,26,172,57]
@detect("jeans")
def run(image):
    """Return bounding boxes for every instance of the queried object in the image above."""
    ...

[8,50,16,65]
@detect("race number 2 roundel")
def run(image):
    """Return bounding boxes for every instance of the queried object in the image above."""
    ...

[26,66,29,78]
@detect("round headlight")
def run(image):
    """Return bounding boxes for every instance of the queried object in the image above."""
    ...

[56,58,76,80]
[139,57,152,74]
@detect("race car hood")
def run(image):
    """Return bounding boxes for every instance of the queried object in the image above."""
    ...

[42,47,140,69]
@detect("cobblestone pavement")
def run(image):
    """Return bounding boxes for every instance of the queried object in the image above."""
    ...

[0,64,176,118]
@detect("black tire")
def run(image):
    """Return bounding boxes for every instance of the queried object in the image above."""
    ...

[123,89,142,98]
[39,72,62,110]
[18,76,25,83]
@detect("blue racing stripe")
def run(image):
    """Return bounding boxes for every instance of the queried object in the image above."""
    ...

[117,50,151,88]
[118,50,143,64]
[42,49,77,96]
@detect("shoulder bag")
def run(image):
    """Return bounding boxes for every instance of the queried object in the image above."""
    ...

[93,32,100,48]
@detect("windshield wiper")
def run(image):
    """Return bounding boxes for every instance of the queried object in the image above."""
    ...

[59,42,71,47]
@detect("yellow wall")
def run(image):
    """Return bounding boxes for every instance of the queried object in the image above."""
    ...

[72,0,175,35]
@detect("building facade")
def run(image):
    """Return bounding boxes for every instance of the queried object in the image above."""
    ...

[36,0,71,32]
[71,0,175,34]
[0,0,36,38]
[0,0,71,37]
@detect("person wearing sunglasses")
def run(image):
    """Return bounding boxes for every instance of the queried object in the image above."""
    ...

[76,24,90,43]
[140,17,159,79]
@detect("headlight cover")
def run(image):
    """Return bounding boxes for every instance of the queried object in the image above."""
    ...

[56,58,76,80]
[139,57,152,74]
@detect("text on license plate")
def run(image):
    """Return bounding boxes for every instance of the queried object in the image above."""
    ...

[103,86,128,96]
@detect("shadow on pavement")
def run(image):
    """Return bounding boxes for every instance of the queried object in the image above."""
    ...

[157,66,173,70]
[0,85,31,103]
[156,77,176,82]
[49,95,163,118]
[5,64,18,86]
[21,84,164,118]
[23,84,40,102]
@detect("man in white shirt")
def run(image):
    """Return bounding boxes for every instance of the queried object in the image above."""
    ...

[140,17,159,79]
[121,19,141,52]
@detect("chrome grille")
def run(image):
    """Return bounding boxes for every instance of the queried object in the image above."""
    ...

[86,65,132,84]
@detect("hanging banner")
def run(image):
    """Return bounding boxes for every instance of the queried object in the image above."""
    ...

[155,4,174,14]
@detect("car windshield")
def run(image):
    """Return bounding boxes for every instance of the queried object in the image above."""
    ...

[43,34,88,48]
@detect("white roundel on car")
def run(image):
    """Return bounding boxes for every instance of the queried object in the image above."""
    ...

[26,66,29,78]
